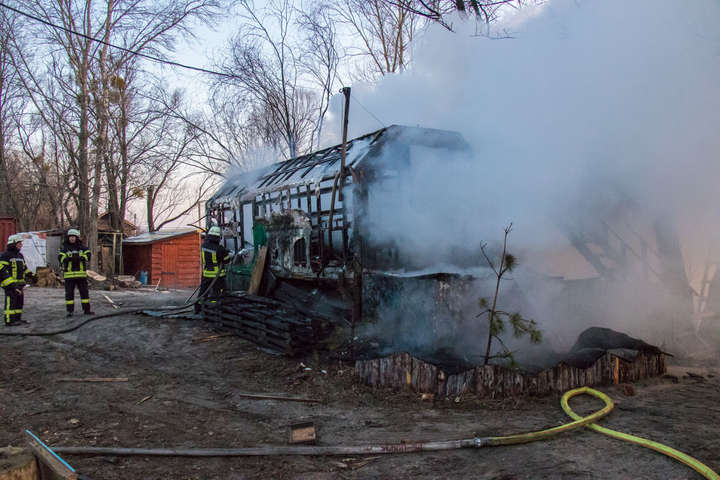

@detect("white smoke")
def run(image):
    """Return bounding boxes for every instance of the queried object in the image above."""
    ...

[326,0,720,355]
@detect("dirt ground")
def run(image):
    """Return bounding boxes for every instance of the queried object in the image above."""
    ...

[1,286,719,480]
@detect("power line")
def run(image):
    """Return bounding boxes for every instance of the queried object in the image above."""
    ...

[351,94,386,128]
[1,2,390,135]
[0,1,236,79]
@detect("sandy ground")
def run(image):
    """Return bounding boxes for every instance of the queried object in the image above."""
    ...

[1,286,719,479]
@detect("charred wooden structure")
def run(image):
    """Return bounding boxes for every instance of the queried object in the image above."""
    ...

[206,125,471,331]
[205,124,693,374]
[202,292,334,356]
[355,350,667,398]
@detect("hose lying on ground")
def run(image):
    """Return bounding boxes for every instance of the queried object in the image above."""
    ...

[562,389,719,480]
[49,388,719,479]
[0,276,219,337]
[0,304,196,337]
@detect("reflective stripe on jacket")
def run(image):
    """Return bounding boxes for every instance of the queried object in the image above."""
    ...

[201,242,230,278]
[59,242,91,279]
[0,247,26,288]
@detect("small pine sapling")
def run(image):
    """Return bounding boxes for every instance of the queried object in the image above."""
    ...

[478,223,542,365]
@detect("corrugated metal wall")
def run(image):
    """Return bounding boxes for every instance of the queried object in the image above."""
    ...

[0,217,18,251]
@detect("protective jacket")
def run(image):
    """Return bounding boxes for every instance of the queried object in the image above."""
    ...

[201,236,230,278]
[1,243,26,325]
[0,244,26,288]
[58,239,91,279]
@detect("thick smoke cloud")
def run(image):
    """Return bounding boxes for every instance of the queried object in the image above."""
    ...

[325,0,720,357]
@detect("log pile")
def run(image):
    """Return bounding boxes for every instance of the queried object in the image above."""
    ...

[202,292,334,356]
[34,267,62,288]
[355,351,666,398]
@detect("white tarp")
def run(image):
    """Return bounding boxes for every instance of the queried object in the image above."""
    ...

[16,232,47,273]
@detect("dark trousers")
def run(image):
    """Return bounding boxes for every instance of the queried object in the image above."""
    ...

[195,276,226,313]
[65,277,91,313]
[3,287,23,325]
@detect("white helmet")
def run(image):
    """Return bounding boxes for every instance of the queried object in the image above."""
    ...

[208,226,222,237]
[7,234,23,245]
[67,228,81,237]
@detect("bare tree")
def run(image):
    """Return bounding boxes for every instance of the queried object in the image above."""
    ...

[298,5,342,150]
[327,0,421,79]
[9,0,218,261]
[146,174,216,232]
[381,0,542,31]
[216,0,319,159]
[15,120,74,229]
[151,87,266,176]
[0,8,27,219]
[12,0,105,266]
[92,0,219,235]
[136,109,217,232]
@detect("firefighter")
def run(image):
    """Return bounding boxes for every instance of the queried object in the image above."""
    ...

[59,228,94,317]
[195,226,231,314]
[0,234,27,326]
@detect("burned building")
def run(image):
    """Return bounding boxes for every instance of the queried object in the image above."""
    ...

[206,125,470,271]
[205,124,691,374]
[205,125,473,334]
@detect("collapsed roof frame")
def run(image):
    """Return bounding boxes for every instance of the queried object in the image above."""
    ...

[206,125,472,282]
[206,128,386,272]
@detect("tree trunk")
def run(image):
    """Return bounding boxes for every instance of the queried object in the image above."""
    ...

[77,60,91,244]
[146,185,155,232]
[117,85,130,233]
[0,447,38,480]
[88,0,115,271]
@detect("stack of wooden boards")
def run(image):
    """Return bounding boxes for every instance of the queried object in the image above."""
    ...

[202,291,334,356]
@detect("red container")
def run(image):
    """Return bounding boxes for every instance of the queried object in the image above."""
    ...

[0,217,18,251]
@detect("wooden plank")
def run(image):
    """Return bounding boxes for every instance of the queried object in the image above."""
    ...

[56,377,128,383]
[248,246,268,295]
[25,431,77,480]
[235,392,322,404]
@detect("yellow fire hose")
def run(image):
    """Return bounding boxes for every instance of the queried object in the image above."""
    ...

[560,387,719,480]
[52,387,719,479]
[486,386,615,446]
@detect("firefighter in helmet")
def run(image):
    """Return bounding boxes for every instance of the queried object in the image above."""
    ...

[59,228,94,316]
[195,226,230,314]
[0,234,27,326]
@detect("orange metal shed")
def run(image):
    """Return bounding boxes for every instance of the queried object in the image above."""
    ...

[123,229,201,288]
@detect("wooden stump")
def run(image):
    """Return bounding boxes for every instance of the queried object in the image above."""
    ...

[0,447,38,480]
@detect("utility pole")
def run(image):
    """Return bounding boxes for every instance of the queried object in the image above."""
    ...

[327,87,351,257]
[338,87,351,203]
[337,87,359,359]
